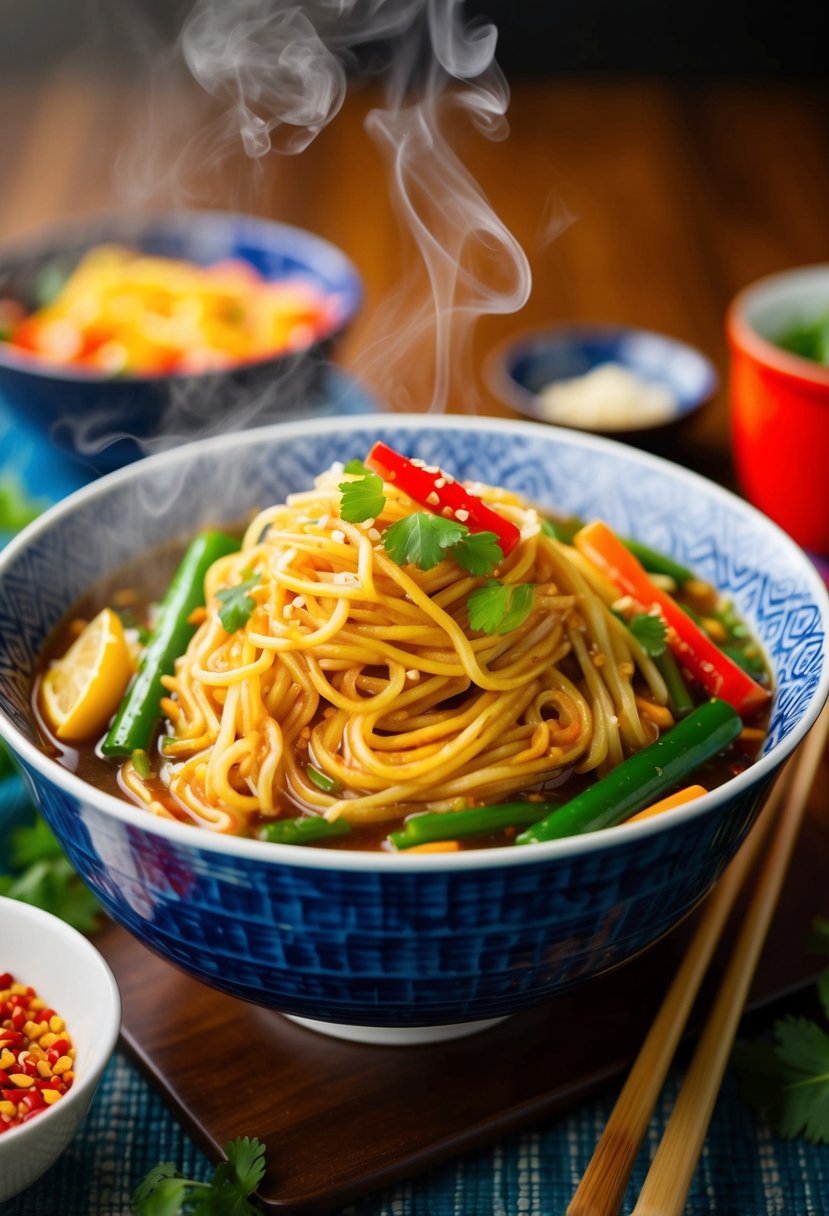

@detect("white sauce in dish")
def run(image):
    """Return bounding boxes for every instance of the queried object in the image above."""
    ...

[538,362,678,429]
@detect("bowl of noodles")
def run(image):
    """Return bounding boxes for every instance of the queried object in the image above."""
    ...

[0,210,362,471]
[0,416,826,1044]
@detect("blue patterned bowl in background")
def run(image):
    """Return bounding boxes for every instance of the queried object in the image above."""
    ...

[0,416,826,1044]
[0,210,363,472]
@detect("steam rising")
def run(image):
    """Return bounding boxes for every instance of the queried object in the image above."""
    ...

[179,0,531,414]
[70,0,531,463]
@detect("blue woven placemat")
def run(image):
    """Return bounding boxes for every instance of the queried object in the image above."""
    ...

[2,382,829,1214]
[2,1042,828,1214]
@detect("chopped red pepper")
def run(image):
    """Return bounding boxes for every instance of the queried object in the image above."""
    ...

[0,974,74,1133]
[366,442,521,557]
[573,520,771,719]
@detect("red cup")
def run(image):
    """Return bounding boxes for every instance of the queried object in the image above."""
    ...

[727,265,829,555]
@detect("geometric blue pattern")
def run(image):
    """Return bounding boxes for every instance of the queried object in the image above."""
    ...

[0,416,826,1030]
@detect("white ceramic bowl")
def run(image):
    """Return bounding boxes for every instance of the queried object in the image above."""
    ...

[0,897,121,1202]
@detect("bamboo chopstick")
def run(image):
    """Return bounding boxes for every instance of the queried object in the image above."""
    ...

[568,699,829,1216]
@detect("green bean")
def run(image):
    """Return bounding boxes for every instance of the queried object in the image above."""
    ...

[259,816,351,846]
[654,648,694,719]
[542,515,693,583]
[620,539,693,584]
[515,698,741,845]
[389,801,551,850]
[102,530,239,757]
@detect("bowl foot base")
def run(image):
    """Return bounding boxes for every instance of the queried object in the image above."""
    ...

[282,1013,509,1046]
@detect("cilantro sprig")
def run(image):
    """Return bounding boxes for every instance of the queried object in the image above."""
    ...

[467,580,535,636]
[338,468,386,524]
[216,574,261,634]
[733,916,829,1143]
[627,612,668,657]
[0,813,103,935]
[382,512,506,577]
[133,1136,266,1215]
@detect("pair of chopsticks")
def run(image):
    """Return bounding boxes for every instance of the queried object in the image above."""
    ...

[568,699,829,1216]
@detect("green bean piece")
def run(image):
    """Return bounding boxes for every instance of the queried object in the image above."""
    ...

[654,648,694,719]
[389,801,553,850]
[102,530,240,757]
[542,516,692,583]
[515,698,741,845]
[259,816,351,846]
[617,539,694,584]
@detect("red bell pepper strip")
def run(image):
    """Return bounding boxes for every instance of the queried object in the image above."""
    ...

[573,520,771,718]
[366,442,521,556]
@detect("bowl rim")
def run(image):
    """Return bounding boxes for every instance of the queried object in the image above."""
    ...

[0,207,364,386]
[484,321,719,433]
[726,263,829,389]
[0,895,121,1145]
[0,413,827,873]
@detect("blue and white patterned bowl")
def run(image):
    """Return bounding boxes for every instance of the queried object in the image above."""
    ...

[0,210,363,472]
[0,416,826,1044]
[486,324,718,451]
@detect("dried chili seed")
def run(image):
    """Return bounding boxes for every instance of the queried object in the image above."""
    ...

[0,973,74,1132]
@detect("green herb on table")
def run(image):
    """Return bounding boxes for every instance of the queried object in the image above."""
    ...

[0,814,103,935]
[132,1135,266,1215]
[0,471,45,535]
[733,916,829,1143]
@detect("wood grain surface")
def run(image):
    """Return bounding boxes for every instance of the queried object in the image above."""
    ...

[95,765,829,1213]
[2,68,828,1211]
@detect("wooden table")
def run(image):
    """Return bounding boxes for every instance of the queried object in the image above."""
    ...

[2,67,829,1213]
[2,71,828,478]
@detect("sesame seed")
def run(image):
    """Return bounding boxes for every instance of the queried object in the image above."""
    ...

[368,528,381,541]
[406,669,421,681]
[434,477,446,488]
[456,508,469,522]
[331,529,346,544]
[426,491,440,506]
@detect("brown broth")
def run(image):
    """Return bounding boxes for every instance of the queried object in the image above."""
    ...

[34,534,772,852]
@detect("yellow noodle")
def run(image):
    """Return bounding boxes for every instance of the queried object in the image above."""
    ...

[122,463,663,834]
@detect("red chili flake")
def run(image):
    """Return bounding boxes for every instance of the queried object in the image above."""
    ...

[0,974,74,1132]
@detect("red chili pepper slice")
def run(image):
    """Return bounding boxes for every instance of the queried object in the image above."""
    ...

[573,520,771,719]
[366,442,521,557]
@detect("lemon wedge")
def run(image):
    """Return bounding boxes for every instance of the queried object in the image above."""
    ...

[41,608,134,742]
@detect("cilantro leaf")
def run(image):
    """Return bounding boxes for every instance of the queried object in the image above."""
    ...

[338,471,385,523]
[216,574,261,633]
[382,513,467,570]
[224,1137,267,1198]
[0,816,103,935]
[343,458,371,475]
[467,581,535,635]
[734,1014,829,1144]
[132,1138,266,1216]
[132,1162,187,1211]
[628,612,668,657]
[451,531,504,577]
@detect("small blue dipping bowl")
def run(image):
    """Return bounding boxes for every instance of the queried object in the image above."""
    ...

[0,211,363,472]
[488,324,718,449]
[0,417,826,1045]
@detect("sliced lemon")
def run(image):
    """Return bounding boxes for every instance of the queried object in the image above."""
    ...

[41,607,134,742]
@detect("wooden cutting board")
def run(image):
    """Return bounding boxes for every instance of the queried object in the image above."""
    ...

[96,784,829,1215]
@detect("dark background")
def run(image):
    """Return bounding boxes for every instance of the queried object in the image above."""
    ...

[1,0,825,80]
